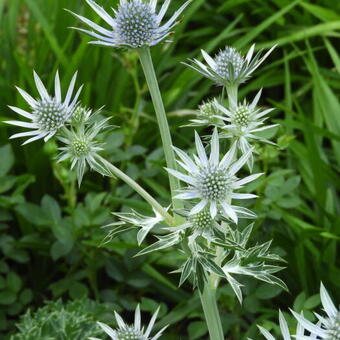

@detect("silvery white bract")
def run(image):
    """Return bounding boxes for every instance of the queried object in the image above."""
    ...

[6,71,82,144]
[89,305,167,340]
[68,0,191,49]
[186,44,275,86]
[57,113,110,186]
[221,223,287,303]
[215,90,278,169]
[167,128,262,221]
[292,283,339,340]
[104,207,165,246]
[251,311,305,340]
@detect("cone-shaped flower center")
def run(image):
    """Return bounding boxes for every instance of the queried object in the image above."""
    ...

[215,47,244,79]
[116,327,145,340]
[71,137,90,157]
[115,2,158,48]
[190,210,214,231]
[198,166,230,201]
[34,99,67,131]
[328,312,340,340]
[233,105,250,127]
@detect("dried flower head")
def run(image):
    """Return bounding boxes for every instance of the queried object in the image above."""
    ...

[167,128,262,222]
[6,71,82,144]
[89,305,167,340]
[68,0,191,49]
[186,44,276,86]
[57,113,110,185]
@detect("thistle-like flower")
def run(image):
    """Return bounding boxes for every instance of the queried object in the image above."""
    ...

[214,90,277,169]
[57,113,110,185]
[186,44,275,86]
[6,71,82,144]
[68,0,191,49]
[167,128,262,221]
[292,283,339,340]
[89,305,167,340]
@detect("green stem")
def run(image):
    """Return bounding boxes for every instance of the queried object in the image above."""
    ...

[137,47,183,216]
[227,84,238,106]
[98,156,173,225]
[199,283,224,340]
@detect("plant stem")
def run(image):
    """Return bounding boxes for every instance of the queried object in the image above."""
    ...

[137,47,183,216]
[199,282,224,340]
[98,156,173,225]
[227,84,238,106]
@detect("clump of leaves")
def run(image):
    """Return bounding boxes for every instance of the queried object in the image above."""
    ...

[10,299,110,340]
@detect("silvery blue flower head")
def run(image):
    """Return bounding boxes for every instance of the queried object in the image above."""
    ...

[292,283,339,340]
[186,44,276,86]
[89,304,167,340]
[167,128,262,222]
[6,71,82,144]
[68,0,191,49]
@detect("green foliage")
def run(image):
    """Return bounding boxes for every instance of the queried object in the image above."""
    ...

[0,0,339,339]
[10,299,109,340]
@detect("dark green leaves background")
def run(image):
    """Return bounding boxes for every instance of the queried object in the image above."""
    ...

[0,0,339,339]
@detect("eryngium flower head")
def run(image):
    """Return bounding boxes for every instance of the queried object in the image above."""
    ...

[68,0,191,49]
[167,128,262,222]
[57,113,110,185]
[292,283,340,340]
[214,89,278,169]
[89,305,167,340]
[6,71,82,144]
[186,44,276,86]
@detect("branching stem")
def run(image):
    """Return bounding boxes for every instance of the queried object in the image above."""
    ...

[98,156,173,225]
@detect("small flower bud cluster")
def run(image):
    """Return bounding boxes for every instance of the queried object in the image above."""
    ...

[190,210,213,233]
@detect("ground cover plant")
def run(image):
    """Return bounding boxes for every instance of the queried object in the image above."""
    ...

[0,0,339,339]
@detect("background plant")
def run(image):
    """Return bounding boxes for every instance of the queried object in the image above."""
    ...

[0,0,339,339]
